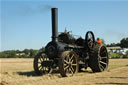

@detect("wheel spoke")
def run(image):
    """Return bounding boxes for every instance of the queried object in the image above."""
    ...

[101,56,107,59]
[65,68,69,73]
[71,59,74,63]
[71,66,74,73]
[44,67,46,71]
[44,58,47,61]
[39,58,43,62]
[88,40,93,48]
[38,64,42,68]
[47,67,49,71]
[70,55,74,62]
[38,61,42,64]
[64,60,69,64]
[67,56,70,62]
[40,55,44,61]
[64,65,69,71]
[100,61,107,65]
[70,55,74,63]
[88,39,92,44]
[100,64,105,70]
[69,68,74,74]
[65,55,69,62]
[72,64,77,66]
[64,64,67,66]
[39,66,43,70]
[45,58,47,61]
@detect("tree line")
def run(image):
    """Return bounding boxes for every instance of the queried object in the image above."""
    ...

[0,48,44,58]
[106,37,128,48]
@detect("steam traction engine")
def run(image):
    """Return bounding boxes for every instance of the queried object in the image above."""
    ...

[33,8,109,77]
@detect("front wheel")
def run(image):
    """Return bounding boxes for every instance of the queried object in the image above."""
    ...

[59,51,79,77]
[33,52,51,75]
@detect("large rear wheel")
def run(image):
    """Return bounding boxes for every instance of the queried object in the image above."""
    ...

[89,45,109,72]
[59,51,79,77]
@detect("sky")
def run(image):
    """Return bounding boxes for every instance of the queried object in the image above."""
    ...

[1,0,128,51]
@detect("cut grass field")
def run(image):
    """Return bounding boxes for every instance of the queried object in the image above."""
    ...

[0,58,128,85]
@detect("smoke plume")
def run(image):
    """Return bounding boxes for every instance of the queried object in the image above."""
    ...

[19,4,55,16]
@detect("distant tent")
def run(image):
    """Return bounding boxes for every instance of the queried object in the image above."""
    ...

[107,46,121,50]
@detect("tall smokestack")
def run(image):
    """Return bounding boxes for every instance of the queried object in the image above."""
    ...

[51,8,58,42]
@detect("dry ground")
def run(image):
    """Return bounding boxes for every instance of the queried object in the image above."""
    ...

[0,58,128,85]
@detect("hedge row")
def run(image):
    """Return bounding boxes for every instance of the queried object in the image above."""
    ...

[108,52,128,59]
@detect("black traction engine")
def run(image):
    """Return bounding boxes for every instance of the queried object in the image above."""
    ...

[33,8,109,77]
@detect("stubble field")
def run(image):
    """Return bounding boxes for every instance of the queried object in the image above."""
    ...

[0,58,128,85]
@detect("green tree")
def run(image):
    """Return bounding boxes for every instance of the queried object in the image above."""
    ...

[0,52,7,58]
[120,37,128,48]
[29,49,38,58]
[23,49,29,55]
[5,50,17,58]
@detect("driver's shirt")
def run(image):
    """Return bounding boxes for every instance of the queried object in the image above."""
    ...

[96,40,102,45]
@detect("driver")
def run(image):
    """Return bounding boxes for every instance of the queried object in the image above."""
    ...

[96,38,102,45]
